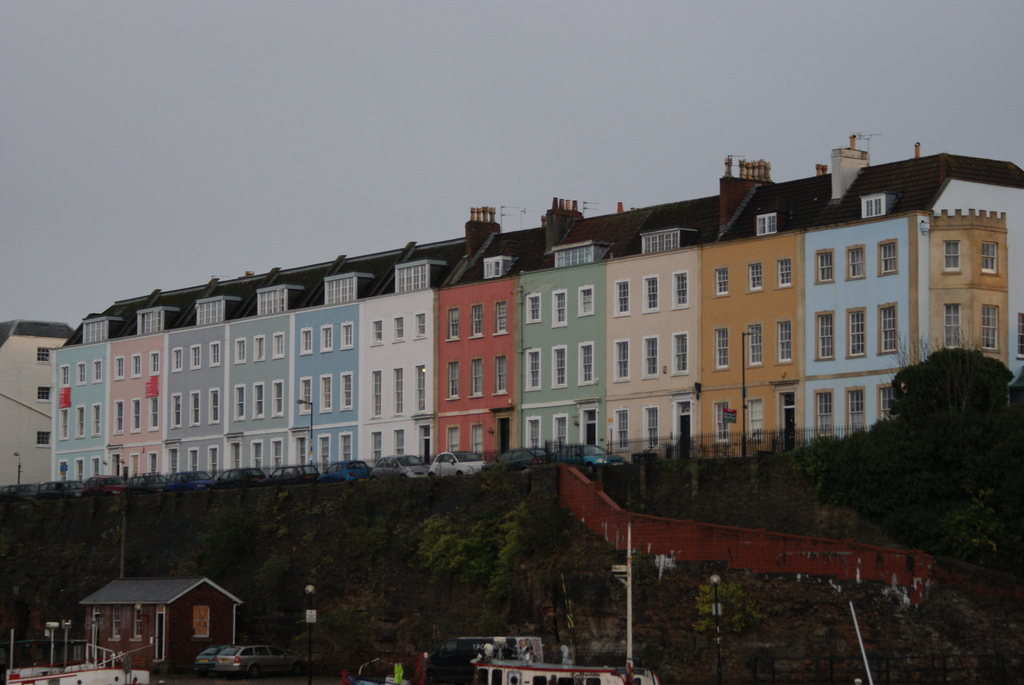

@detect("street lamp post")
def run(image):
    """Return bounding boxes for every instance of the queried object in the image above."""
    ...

[710,574,722,685]
[297,399,314,466]
[14,452,20,484]
[304,585,315,685]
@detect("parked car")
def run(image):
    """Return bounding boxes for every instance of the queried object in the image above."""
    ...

[428,451,486,477]
[317,460,372,484]
[126,474,168,494]
[82,475,128,497]
[35,480,84,499]
[214,644,303,678]
[370,455,429,479]
[550,444,625,472]
[0,483,39,503]
[493,448,549,471]
[165,471,215,492]
[194,644,232,676]
[211,467,267,489]
[258,464,319,487]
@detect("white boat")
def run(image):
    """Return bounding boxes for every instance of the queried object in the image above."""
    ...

[474,655,660,685]
[7,646,149,685]
[474,523,660,685]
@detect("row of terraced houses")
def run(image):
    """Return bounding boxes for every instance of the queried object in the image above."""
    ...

[50,140,1024,480]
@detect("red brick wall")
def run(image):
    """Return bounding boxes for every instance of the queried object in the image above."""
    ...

[88,583,236,670]
[559,465,935,604]
[167,584,236,668]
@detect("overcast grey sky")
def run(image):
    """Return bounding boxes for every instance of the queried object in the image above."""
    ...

[3,1,1023,327]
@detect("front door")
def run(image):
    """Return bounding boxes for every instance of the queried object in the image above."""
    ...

[582,409,597,445]
[677,402,691,459]
[419,425,431,460]
[782,393,796,450]
[155,606,166,660]
[497,417,510,454]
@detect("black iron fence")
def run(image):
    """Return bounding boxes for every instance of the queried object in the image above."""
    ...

[604,426,867,462]
[746,652,1021,684]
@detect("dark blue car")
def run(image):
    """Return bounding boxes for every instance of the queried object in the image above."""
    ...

[317,460,372,483]
[165,471,214,492]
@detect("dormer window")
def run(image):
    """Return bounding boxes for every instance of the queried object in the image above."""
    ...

[861,192,897,219]
[195,296,239,326]
[756,213,778,236]
[83,319,112,344]
[642,229,681,254]
[256,285,303,316]
[394,260,445,293]
[484,256,513,279]
[554,242,606,268]
[326,276,356,305]
[137,307,177,335]
[325,272,372,305]
[258,288,287,316]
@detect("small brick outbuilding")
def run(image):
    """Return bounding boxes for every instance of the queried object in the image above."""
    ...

[80,577,241,671]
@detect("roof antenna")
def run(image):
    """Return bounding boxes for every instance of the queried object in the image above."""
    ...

[499,206,526,230]
[582,201,599,216]
[855,132,882,155]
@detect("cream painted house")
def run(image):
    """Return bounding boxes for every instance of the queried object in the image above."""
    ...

[0,320,73,484]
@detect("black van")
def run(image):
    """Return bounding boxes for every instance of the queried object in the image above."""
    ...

[426,637,539,685]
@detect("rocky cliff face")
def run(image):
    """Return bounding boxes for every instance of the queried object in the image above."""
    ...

[1,460,1022,684]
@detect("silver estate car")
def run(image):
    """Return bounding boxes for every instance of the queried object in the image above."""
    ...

[214,644,304,678]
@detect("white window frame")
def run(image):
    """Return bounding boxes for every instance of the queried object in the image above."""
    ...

[672,271,689,309]
[550,290,567,327]
[340,373,354,410]
[578,286,594,317]
[756,213,777,235]
[526,293,542,324]
[672,332,689,374]
[273,332,286,358]
[340,323,354,349]
[981,242,998,274]
[643,336,658,378]
[300,328,313,355]
[190,345,202,370]
[944,240,961,272]
[748,263,763,292]
[320,325,333,352]
[172,348,184,373]
[715,268,729,296]
[552,346,567,388]
[777,258,793,288]
[614,339,630,381]
[747,324,762,366]
[469,359,483,396]
[494,355,508,394]
[210,341,221,367]
[615,280,630,316]
[526,349,541,391]
[715,328,729,369]
[643,276,659,313]
[578,342,594,385]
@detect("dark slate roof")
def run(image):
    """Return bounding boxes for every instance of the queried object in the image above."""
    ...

[724,153,1024,241]
[545,196,720,267]
[64,237,467,346]
[0,320,74,348]
[451,225,550,285]
[80,577,242,605]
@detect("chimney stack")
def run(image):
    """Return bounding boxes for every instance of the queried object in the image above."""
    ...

[464,206,500,258]
[720,156,773,228]
[830,137,870,201]
[545,197,583,250]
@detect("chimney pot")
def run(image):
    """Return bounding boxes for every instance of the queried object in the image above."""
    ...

[617,202,624,213]
[915,142,921,158]
[849,134,857,150]
[572,200,578,212]
[724,156,733,178]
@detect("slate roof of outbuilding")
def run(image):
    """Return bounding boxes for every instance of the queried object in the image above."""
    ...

[80,577,242,605]
[0,320,74,348]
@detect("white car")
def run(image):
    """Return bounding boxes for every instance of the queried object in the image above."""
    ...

[428,451,486,476]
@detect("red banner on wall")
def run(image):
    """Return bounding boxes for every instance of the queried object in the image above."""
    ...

[59,387,71,409]
[146,375,159,398]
